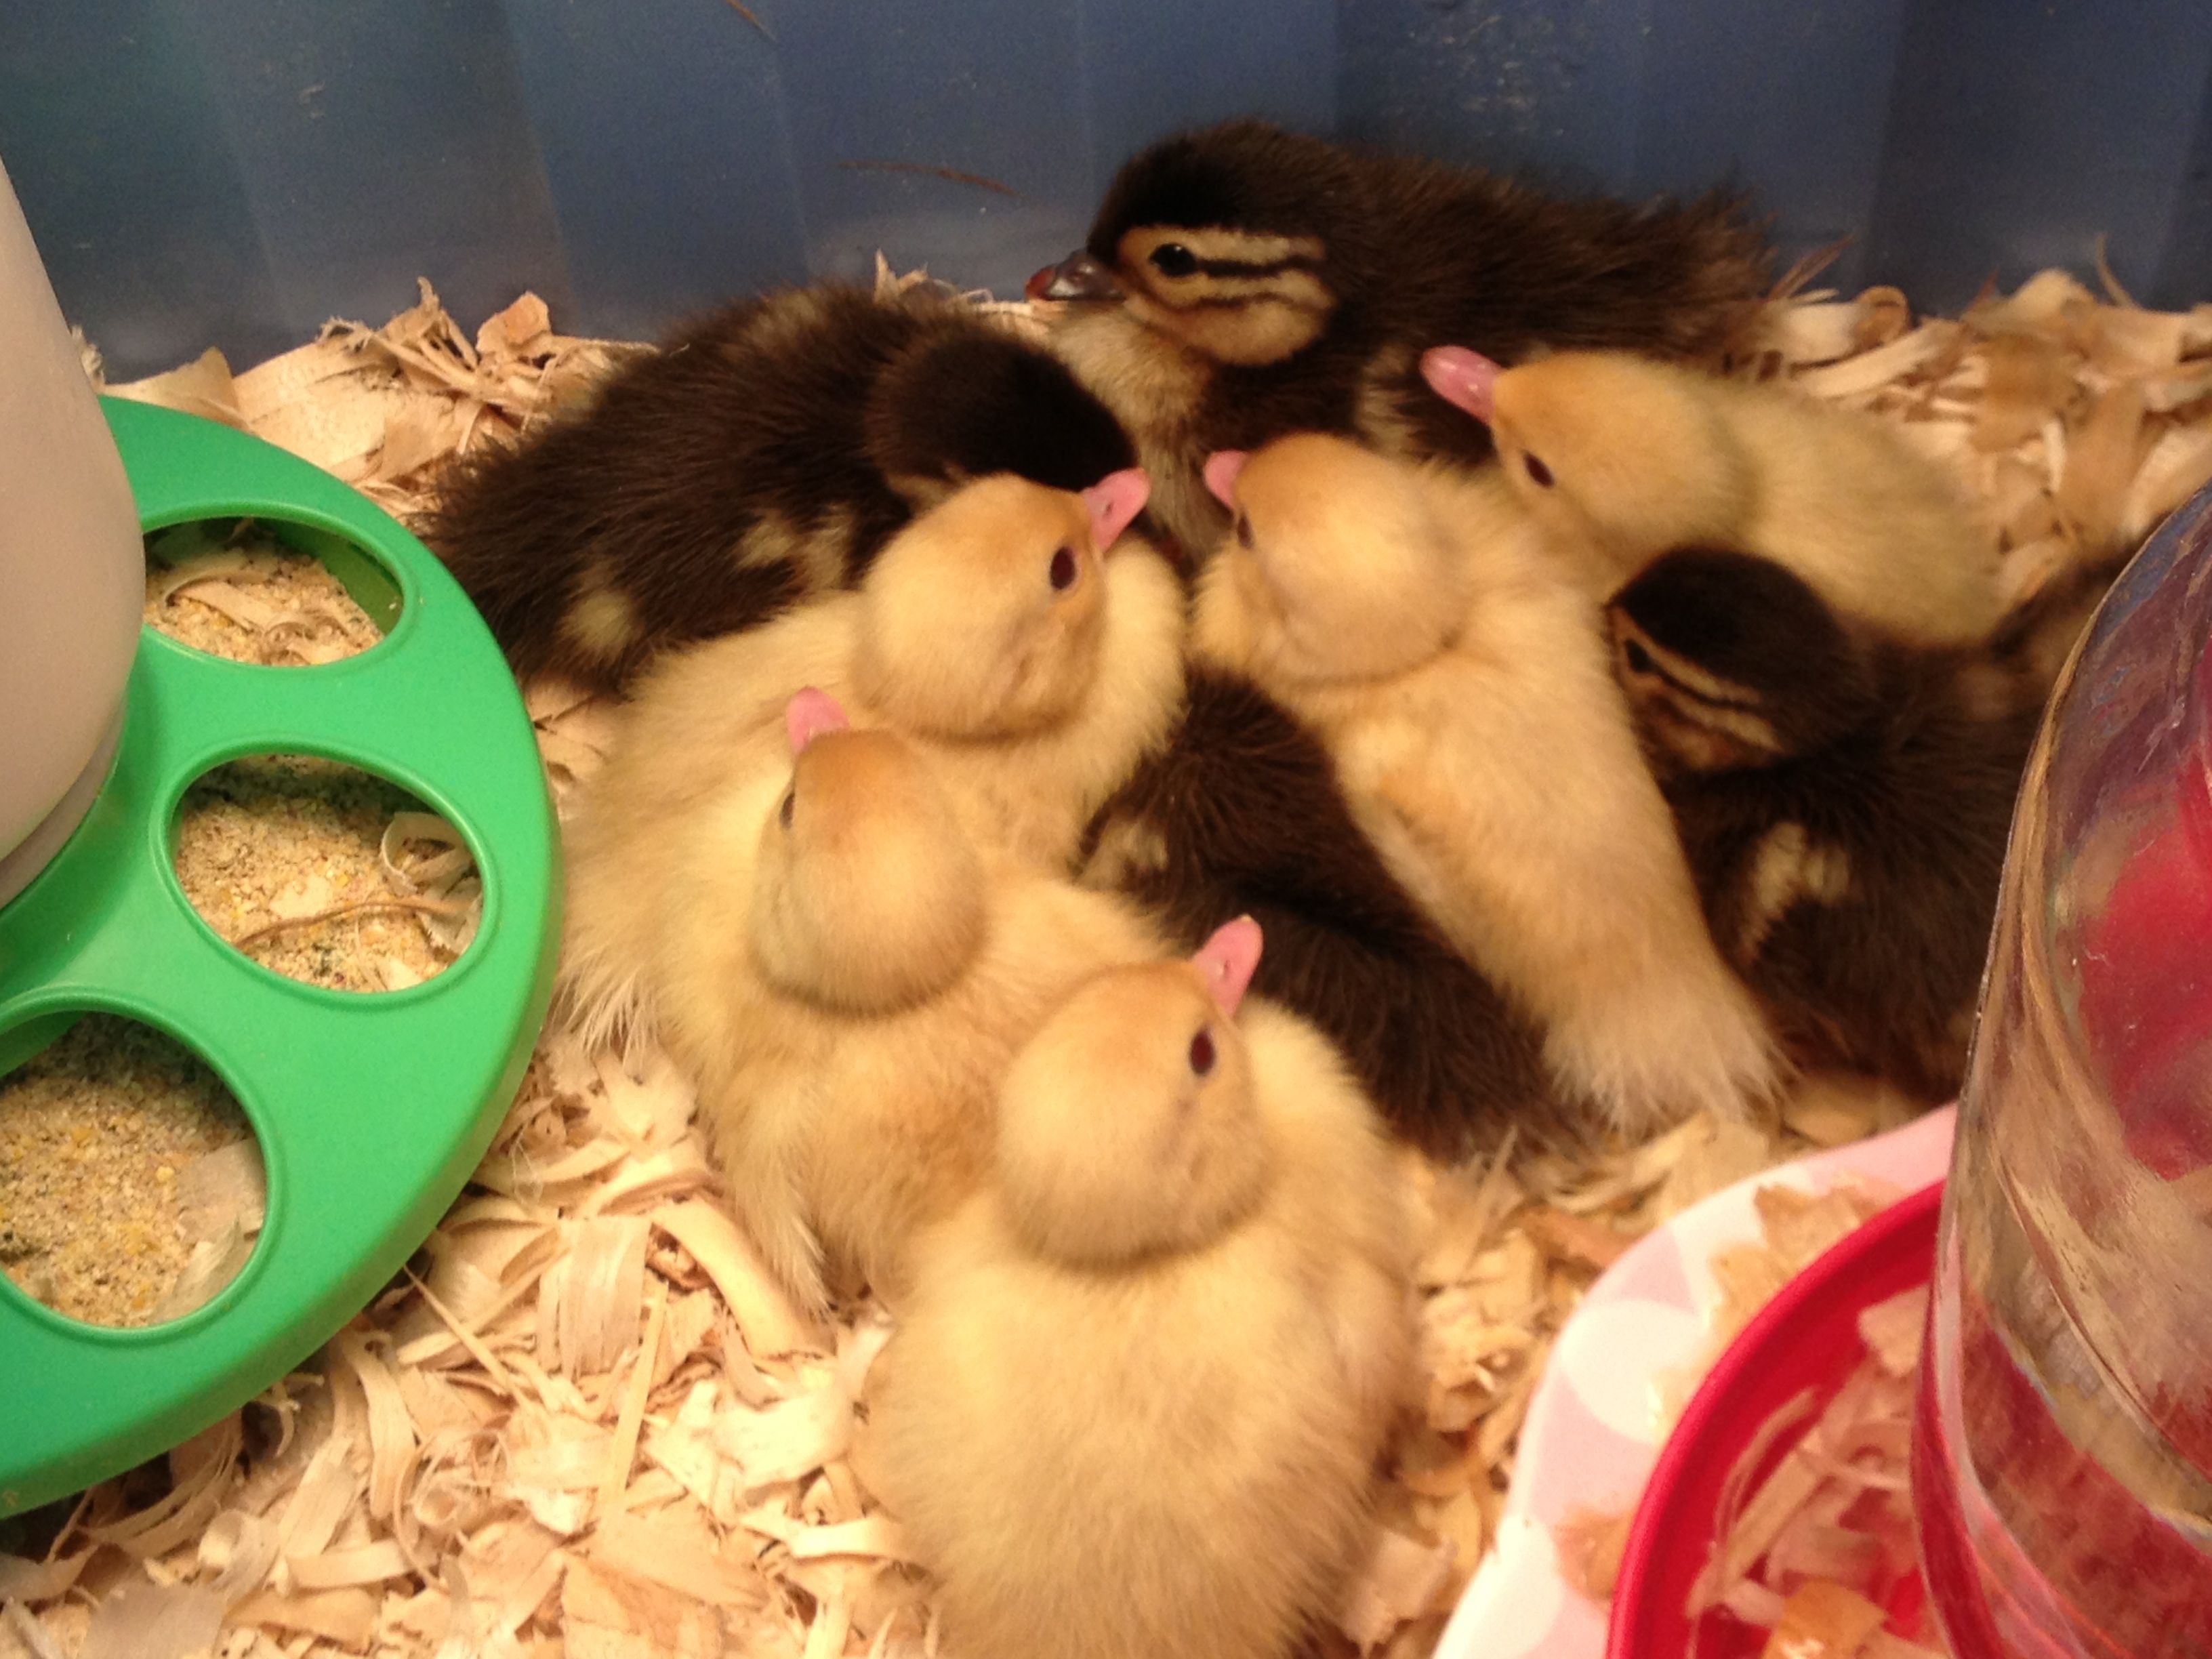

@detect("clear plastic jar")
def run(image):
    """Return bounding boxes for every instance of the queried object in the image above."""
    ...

[1916,479,2212,1658]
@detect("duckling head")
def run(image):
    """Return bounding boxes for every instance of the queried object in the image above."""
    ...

[1607,548,1881,774]
[1028,121,1362,369]
[1422,346,1753,568]
[852,466,1151,737]
[748,689,988,1013]
[865,321,1137,506]
[1195,433,1469,684]
[996,917,1271,1266]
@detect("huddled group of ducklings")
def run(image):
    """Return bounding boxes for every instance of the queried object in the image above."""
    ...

[425,119,2069,1659]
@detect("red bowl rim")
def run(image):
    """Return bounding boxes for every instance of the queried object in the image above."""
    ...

[1605,1178,1946,1656]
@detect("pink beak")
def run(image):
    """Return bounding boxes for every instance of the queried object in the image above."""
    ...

[1420,346,1502,424]
[1202,449,1249,509]
[1081,466,1151,552]
[785,686,849,755]
[1193,915,1264,1017]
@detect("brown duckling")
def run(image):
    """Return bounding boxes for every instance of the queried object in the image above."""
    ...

[870,918,1414,1659]
[1610,547,2041,1099]
[421,282,1137,691]
[1027,119,1771,559]
[1420,344,2007,647]
[1192,434,1782,1132]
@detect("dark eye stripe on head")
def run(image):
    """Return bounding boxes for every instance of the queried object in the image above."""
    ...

[1200,253,1321,276]
[1141,243,1324,281]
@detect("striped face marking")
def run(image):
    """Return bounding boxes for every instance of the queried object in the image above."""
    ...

[1113,226,1337,365]
[1606,605,1786,774]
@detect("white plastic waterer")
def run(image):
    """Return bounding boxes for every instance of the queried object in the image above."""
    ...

[0,155,144,907]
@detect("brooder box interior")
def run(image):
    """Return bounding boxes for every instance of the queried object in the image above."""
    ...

[4,4,2212,1658]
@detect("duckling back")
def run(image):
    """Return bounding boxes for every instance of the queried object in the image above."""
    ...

[1611,548,2038,1099]
[422,283,1137,692]
[762,852,1168,1308]
[1080,662,1559,1159]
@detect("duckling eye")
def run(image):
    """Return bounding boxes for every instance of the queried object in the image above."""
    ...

[1233,512,1254,550]
[1523,452,1555,489]
[1189,1027,1216,1076]
[1049,546,1078,590]
[1149,243,1199,279]
[1624,639,1656,674]
[778,789,796,829]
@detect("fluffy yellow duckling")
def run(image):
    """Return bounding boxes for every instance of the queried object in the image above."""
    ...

[627,691,1164,1311]
[1191,434,1780,1130]
[1420,344,2007,646]
[871,918,1415,1659]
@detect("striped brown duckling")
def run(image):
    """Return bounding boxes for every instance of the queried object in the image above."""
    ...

[1029,119,1771,560]
[1610,547,2043,1100]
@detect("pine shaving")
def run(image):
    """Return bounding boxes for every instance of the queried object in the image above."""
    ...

[651,1201,818,1359]
[228,1584,380,1649]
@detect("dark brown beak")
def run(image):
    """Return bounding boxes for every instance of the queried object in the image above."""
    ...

[1025,250,1126,304]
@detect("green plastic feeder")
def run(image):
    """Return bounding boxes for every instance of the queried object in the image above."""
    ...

[0,399,560,1517]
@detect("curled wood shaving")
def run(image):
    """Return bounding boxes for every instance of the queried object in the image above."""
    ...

[651,1202,819,1360]
[110,279,642,517]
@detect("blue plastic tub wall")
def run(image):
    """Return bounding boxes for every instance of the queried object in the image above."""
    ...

[4,1,2209,380]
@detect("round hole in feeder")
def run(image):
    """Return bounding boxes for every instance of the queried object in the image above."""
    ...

[173,754,483,994]
[142,515,402,666]
[0,1012,265,1330]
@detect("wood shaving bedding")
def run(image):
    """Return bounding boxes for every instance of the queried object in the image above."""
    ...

[5,256,2204,1656]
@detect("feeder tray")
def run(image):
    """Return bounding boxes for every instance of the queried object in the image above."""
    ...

[0,398,559,1517]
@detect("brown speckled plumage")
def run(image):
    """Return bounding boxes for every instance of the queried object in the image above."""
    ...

[422,283,1134,691]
